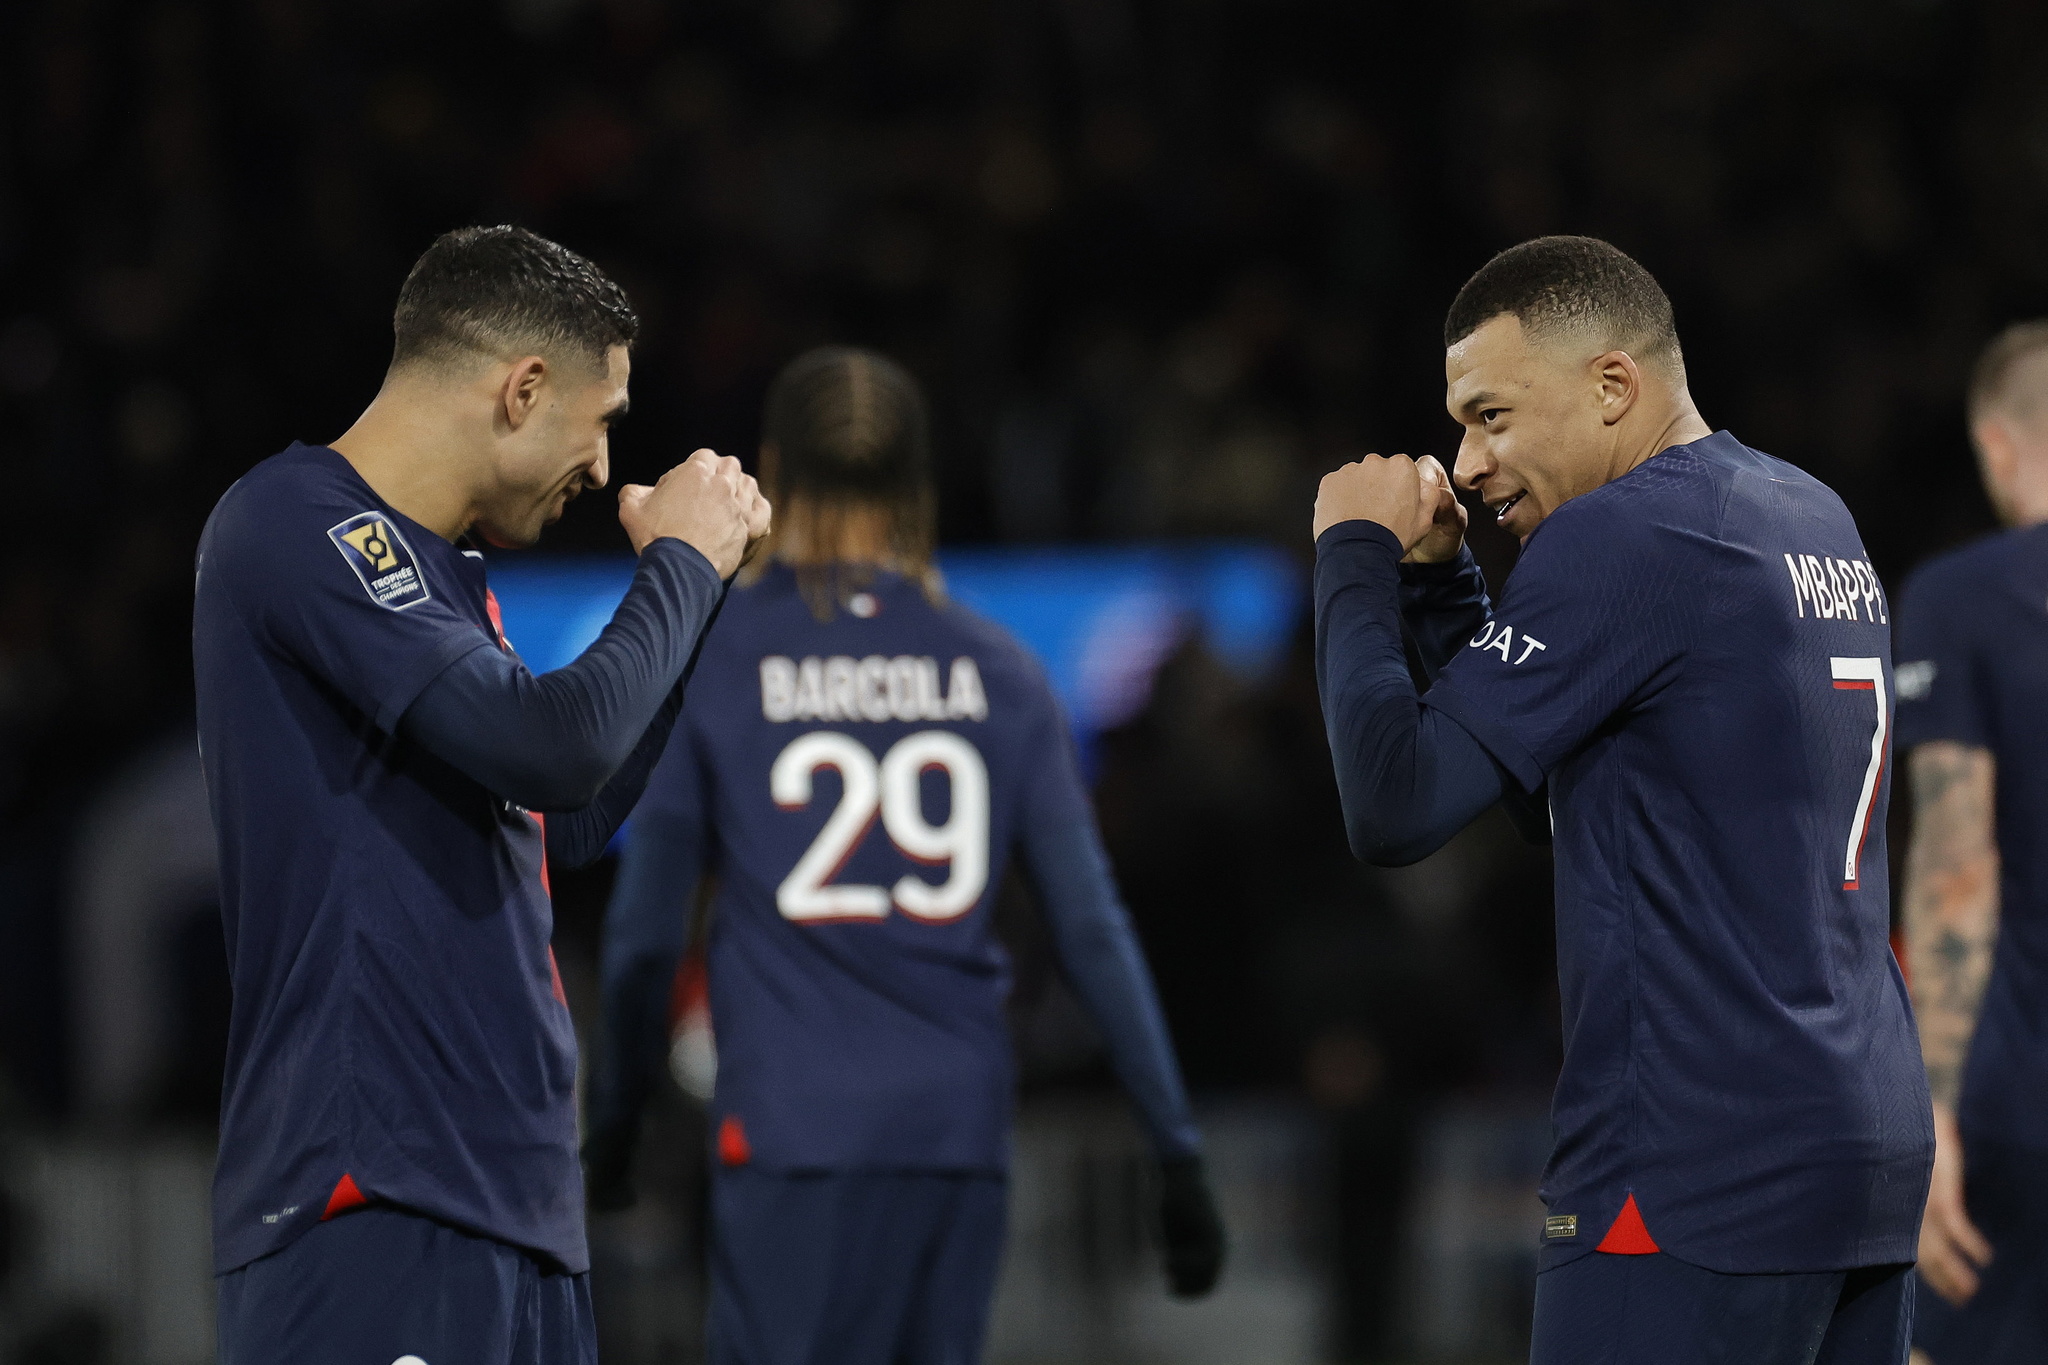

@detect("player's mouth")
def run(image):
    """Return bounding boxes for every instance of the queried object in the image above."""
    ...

[1490,492,1526,526]
[546,481,583,522]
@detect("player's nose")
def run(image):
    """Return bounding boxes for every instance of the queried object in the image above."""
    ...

[587,444,610,492]
[1452,438,1490,492]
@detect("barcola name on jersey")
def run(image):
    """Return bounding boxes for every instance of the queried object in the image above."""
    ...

[1784,552,1888,624]
[760,654,989,724]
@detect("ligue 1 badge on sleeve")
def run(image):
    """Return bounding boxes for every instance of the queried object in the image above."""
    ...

[329,510,432,610]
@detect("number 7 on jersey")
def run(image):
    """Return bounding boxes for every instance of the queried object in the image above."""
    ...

[1830,657,1888,890]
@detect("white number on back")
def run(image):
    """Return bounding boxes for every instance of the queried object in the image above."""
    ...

[770,732,890,921]
[1830,657,1889,890]
[771,730,991,923]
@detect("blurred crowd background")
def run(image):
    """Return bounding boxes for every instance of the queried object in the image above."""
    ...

[3,0,2048,1360]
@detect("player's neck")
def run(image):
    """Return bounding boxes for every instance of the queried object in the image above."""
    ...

[330,383,494,542]
[1984,448,2048,527]
[1615,387,1712,480]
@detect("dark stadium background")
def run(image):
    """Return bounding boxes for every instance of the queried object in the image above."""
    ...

[2,0,2044,1360]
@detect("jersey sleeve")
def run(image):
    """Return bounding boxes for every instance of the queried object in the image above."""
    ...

[1421,499,1690,792]
[1399,546,1493,682]
[1012,681,1203,1160]
[215,482,496,734]
[1893,556,1991,752]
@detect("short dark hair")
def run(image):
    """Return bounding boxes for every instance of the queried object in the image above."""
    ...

[390,225,638,373]
[1967,320,2048,427]
[1445,235,1681,372]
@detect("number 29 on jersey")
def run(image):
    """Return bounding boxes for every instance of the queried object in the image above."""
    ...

[770,730,991,924]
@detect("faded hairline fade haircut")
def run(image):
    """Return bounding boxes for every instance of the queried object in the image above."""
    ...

[390,225,639,376]
[750,345,942,619]
[1968,320,2048,430]
[1445,235,1683,377]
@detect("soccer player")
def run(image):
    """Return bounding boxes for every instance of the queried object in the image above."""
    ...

[582,345,1226,1364]
[194,225,770,1365]
[1311,237,1931,1363]
[1896,321,2048,1364]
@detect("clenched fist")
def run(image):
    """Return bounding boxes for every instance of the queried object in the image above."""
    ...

[1312,453,1440,552]
[618,448,773,577]
[1403,456,1467,565]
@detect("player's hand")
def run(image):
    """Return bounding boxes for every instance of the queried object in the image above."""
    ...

[1157,1155,1226,1299]
[581,1121,639,1213]
[1312,454,1438,551]
[1403,455,1468,565]
[738,465,773,568]
[1917,1104,1992,1306]
[618,449,771,577]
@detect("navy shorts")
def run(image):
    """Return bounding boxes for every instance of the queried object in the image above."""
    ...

[217,1205,596,1365]
[709,1169,1008,1365]
[1913,1140,2048,1363]
[1532,1251,1913,1365]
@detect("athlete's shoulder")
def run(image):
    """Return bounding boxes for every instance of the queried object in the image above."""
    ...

[917,593,1062,743]
[211,443,365,523]
[1581,430,1811,521]
[204,443,385,568]
[1900,526,2038,610]
[201,444,451,627]
[929,590,1043,680]
[1894,531,2034,724]
[1551,432,1851,555]
[1714,434,1862,526]
[202,446,328,575]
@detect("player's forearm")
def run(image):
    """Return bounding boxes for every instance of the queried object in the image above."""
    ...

[547,589,727,868]
[401,540,723,811]
[1314,523,1505,865]
[1025,831,1202,1158]
[1061,929,1203,1161]
[543,677,689,870]
[1398,546,1491,681]
[1902,741,1999,1108]
[1015,720,1202,1158]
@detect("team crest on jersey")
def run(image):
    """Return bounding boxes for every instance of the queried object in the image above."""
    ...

[328,511,430,610]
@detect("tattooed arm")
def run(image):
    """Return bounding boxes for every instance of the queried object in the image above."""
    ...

[1903,739,1999,1307]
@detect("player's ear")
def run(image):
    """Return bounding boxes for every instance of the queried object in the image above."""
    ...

[502,356,548,432]
[1592,350,1641,428]
[1973,416,2021,512]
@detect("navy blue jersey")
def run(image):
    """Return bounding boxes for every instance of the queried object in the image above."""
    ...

[1895,525,2048,1151]
[1423,432,1931,1274]
[196,444,586,1275]
[630,565,1196,1172]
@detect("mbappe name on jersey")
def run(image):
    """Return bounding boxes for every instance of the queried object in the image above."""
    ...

[760,654,990,724]
[1784,552,1888,624]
